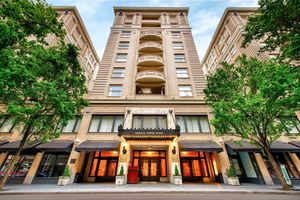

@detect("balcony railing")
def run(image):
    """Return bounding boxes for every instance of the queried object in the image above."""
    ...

[136,70,165,83]
[139,42,163,52]
[137,55,164,66]
[140,31,162,40]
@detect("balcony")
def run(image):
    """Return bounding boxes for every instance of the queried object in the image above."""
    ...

[139,42,163,52]
[136,71,165,83]
[140,31,162,41]
[137,55,164,66]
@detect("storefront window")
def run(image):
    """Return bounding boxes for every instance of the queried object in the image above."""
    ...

[0,155,34,177]
[36,154,68,177]
[273,153,299,178]
[239,152,257,178]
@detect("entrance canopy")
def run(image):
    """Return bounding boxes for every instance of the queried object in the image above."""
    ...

[35,140,73,153]
[75,140,120,152]
[270,142,300,152]
[0,141,40,153]
[225,141,260,152]
[179,140,223,152]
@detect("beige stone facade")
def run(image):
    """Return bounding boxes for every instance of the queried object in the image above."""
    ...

[0,6,299,186]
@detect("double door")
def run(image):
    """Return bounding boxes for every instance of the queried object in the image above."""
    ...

[139,158,159,181]
[94,158,118,182]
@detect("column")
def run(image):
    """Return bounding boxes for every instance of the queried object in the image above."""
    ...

[217,150,231,184]
[116,140,130,185]
[288,152,300,173]
[0,152,8,166]
[254,152,274,185]
[23,152,44,184]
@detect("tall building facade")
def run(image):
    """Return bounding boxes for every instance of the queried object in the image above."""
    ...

[0,6,299,186]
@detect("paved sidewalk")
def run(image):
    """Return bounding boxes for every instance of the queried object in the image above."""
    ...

[1,183,300,195]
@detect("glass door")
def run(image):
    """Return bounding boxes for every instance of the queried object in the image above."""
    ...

[139,158,159,181]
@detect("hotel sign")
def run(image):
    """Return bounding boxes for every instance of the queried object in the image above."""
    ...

[118,125,180,139]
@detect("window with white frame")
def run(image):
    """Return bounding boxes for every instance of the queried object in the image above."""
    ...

[108,85,122,96]
[173,42,183,49]
[118,41,129,49]
[176,68,189,78]
[171,31,181,38]
[89,115,123,132]
[112,68,125,78]
[178,85,192,96]
[61,116,81,133]
[230,46,237,55]
[115,53,127,62]
[174,54,186,62]
[121,31,131,38]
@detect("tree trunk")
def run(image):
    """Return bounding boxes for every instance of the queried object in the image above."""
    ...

[0,127,31,190]
[264,147,290,190]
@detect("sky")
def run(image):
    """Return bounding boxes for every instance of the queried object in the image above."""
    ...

[47,0,258,61]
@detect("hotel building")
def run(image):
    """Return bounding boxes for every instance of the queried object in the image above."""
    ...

[0,6,299,186]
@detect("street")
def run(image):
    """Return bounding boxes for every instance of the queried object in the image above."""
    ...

[1,193,299,200]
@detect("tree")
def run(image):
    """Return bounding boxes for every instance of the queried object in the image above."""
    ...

[204,55,300,190]
[0,0,88,189]
[242,0,300,64]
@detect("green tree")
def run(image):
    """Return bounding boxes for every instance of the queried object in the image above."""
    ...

[0,0,88,189]
[242,0,300,64]
[204,56,300,190]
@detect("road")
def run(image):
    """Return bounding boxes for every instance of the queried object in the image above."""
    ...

[1,193,299,200]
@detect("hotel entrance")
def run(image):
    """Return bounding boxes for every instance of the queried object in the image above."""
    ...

[132,150,167,182]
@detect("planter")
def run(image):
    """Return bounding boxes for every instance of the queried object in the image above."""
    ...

[173,176,182,185]
[227,177,240,186]
[57,176,70,186]
[115,176,126,185]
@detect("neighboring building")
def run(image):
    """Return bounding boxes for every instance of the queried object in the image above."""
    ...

[0,6,299,186]
[201,7,278,76]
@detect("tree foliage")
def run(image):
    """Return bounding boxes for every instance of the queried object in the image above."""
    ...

[204,55,300,189]
[242,0,300,63]
[0,0,88,188]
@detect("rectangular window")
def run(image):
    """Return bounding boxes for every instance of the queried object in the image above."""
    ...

[108,85,122,96]
[175,116,211,133]
[118,41,129,49]
[178,85,192,96]
[36,154,69,177]
[0,117,15,133]
[171,31,181,38]
[121,31,131,38]
[176,68,189,78]
[173,42,183,49]
[89,115,123,133]
[230,46,237,55]
[62,116,81,133]
[174,54,186,62]
[0,155,34,177]
[115,53,127,62]
[112,68,125,78]
[132,115,167,129]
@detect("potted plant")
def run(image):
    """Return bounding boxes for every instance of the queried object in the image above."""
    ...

[173,164,182,185]
[115,165,126,185]
[226,165,240,186]
[57,165,71,186]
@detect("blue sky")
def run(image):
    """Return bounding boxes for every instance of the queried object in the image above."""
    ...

[47,0,258,61]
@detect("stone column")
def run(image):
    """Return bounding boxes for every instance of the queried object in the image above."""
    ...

[254,152,274,185]
[288,152,300,173]
[23,152,44,184]
[217,150,231,184]
[0,152,8,166]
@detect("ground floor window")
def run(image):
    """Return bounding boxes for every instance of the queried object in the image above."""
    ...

[89,151,119,182]
[36,154,69,177]
[180,151,213,182]
[265,153,300,179]
[0,154,34,177]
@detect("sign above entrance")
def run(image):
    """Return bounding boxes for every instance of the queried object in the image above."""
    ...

[118,125,180,139]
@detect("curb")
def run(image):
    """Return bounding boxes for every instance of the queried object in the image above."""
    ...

[1,190,300,195]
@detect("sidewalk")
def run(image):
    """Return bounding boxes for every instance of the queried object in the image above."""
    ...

[1,183,300,195]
